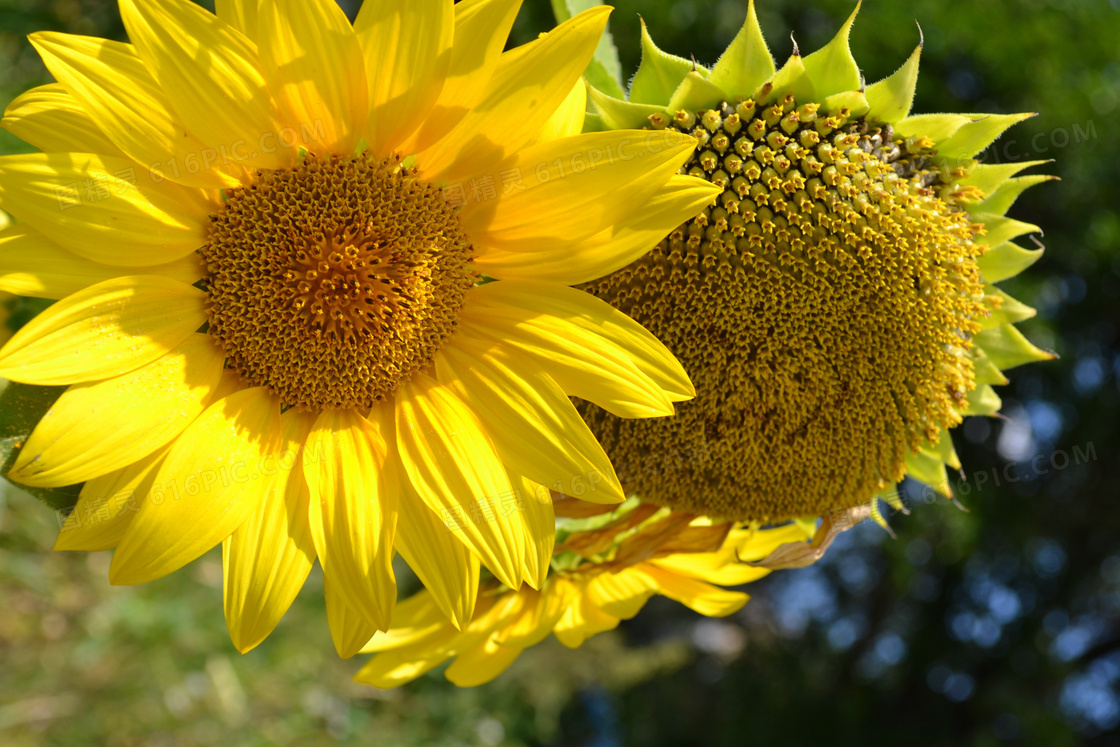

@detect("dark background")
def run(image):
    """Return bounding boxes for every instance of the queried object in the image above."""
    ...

[0,1,1117,744]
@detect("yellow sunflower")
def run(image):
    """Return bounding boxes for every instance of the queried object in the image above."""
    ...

[356,497,813,688]
[0,0,720,656]
[578,0,1055,529]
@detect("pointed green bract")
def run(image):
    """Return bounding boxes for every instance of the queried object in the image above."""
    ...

[963,385,1002,417]
[977,241,1044,283]
[922,429,961,471]
[971,348,1010,386]
[981,287,1037,329]
[667,71,726,114]
[894,113,974,143]
[586,82,666,130]
[959,159,1050,196]
[977,175,1058,215]
[974,212,1042,248]
[802,2,862,98]
[865,45,921,124]
[819,90,869,117]
[762,51,814,103]
[976,325,1055,370]
[707,0,775,98]
[629,19,702,106]
[936,112,1037,160]
[905,451,950,497]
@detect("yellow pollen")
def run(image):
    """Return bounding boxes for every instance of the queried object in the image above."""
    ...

[580,100,989,523]
[202,154,476,411]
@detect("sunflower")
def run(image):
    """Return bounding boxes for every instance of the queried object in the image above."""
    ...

[0,0,721,656]
[355,497,813,688]
[577,0,1055,528]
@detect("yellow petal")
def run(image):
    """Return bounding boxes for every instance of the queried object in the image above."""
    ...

[355,0,453,156]
[215,0,259,43]
[0,224,203,299]
[28,32,244,189]
[53,445,168,552]
[650,554,769,587]
[109,387,283,585]
[355,589,521,687]
[0,276,207,385]
[444,634,522,687]
[354,626,460,687]
[512,472,554,591]
[415,6,610,183]
[304,408,397,631]
[524,80,586,147]
[222,409,318,654]
[638,562,749,617]
[495,582,574,649]
[435,339,625,505]
[11,333,226,487]
[258,0,369,156]
[0,153,210,267]
[1,84,125,157]
[587,566,660,620]
[380,399,479,630]
[394,373,525,590]
[400,0,522,155]
[360,590,446,654]
[553,580,621,648]
[325,579,383,659]
[395,489,480,631]
[460,129,697,255]
[475,174,720,285]
[460,281,689,416]
[119,0,294,173]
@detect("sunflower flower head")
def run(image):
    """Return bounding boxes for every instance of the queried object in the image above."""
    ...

[0,0,721,657]
[579,0,1055,525]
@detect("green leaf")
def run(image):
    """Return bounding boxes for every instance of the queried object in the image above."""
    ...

[865,44,921,124]
[551,0,626,100]
[977,240,1044,283]
[0,380,81,511]
[707,0,775,99]
[629,18,698,105]
[802,2,861,98]
[975,325,1056,370]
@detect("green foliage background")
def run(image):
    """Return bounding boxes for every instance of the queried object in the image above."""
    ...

[1,1,1118,744]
